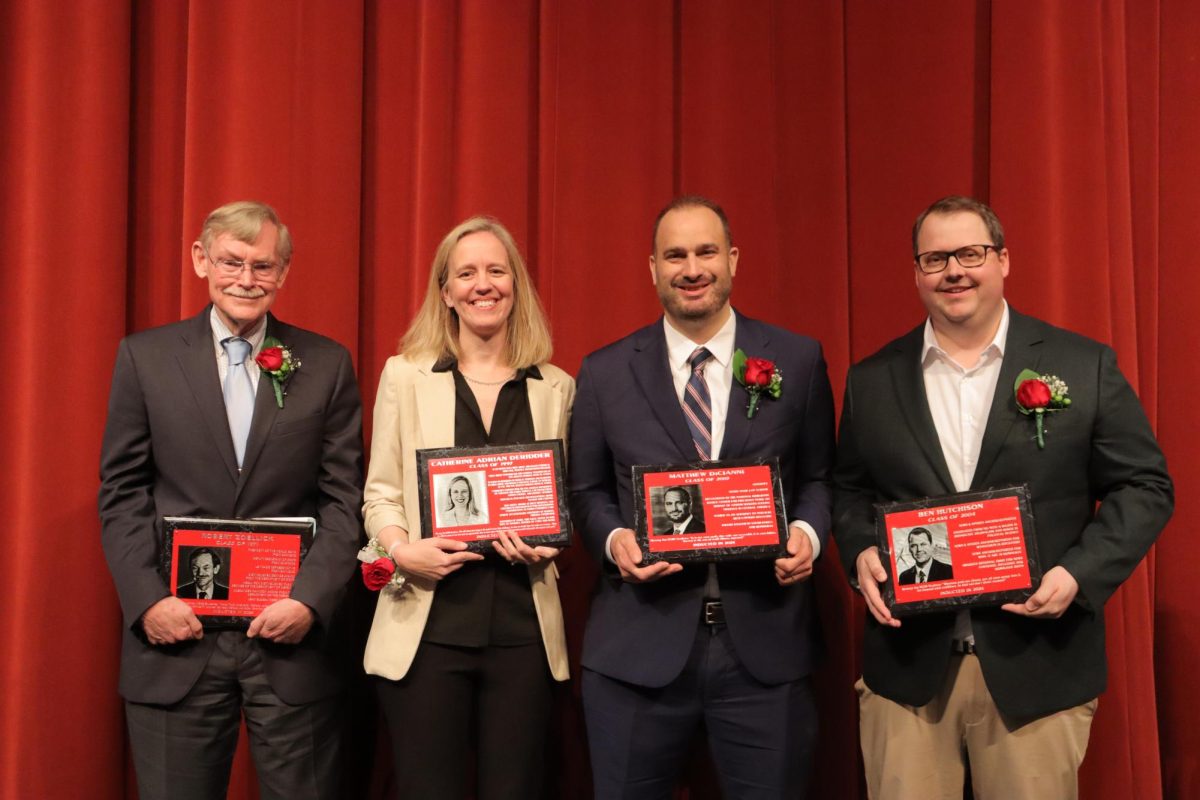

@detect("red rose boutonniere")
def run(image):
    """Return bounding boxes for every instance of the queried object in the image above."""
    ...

[356,538,408,593]
[361,556,395,591]
[255,336,300,408]
[732,349,783,419]
[1014,369,1070,449]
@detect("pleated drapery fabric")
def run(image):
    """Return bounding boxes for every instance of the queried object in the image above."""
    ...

[1,2,1195,798]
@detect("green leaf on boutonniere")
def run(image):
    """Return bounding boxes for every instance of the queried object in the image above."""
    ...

[731,348,748,383]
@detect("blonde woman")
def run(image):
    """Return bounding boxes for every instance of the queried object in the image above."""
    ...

[363,217,572,799]
[441,474,486,526]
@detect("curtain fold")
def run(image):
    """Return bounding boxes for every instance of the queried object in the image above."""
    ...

[0,1,1191,797]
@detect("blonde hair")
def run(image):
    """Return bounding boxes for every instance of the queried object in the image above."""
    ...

[198,200,293,265]
[400,216,552,369]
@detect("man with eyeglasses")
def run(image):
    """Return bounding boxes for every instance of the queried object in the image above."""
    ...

[99,200,363,800]
[832,195,1172,798]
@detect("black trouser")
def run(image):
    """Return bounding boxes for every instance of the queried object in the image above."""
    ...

[376,640,554,799]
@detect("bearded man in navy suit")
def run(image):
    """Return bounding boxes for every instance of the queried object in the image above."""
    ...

[833,196,1172,799]
[99,201,363,800]
[569,196,835,799]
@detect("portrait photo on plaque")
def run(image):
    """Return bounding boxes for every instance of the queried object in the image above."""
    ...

[632,457,788,564]
[649,484,707,536]
[161,517,314,629]
[874,484,1042,616]
[416,440,570,554]
[433,471,491,528]
[174,546,233,600]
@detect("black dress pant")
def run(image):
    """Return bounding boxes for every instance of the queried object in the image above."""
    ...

[376,640,554,799]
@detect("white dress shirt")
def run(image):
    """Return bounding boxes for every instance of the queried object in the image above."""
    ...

[921,302,1010,640]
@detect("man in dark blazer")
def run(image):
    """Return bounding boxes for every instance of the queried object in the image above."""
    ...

[99,201,363,800]
[175,548,230,599]
[833,196,1173,798]
[569,196,835,798]
[895,527,953,584]
[654,485,706,535]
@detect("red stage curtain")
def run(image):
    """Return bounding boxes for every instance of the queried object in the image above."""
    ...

[1,1,1194,798]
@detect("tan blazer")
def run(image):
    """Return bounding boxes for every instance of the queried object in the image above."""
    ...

[362,355,574,681]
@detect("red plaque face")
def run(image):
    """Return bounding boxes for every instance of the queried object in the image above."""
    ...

[417,441,571,553]
[163,517,313,628]
[875,485,1042,616]
[633,458,788,564]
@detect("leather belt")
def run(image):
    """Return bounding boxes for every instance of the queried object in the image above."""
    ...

[952,639,976,655]
[702,600,725,626]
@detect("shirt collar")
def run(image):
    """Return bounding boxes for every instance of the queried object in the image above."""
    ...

[921,301,1009,367]
[662,311,737,370]
[209,307,267,355]
[431,355,543,381]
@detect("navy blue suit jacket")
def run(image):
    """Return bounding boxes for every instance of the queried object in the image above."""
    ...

[569,311,835,687]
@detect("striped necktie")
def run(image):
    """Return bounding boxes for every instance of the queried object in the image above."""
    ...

[681,347,714,460]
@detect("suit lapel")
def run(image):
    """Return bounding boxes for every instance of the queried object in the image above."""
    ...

[528,370,564,440]
[237,316,283,490]
[176,308,240,484]
[888,327,956,494]
[721,312,765,458]
[414,361,456,449]
[971,310,1043,489]
[630,322,697,461]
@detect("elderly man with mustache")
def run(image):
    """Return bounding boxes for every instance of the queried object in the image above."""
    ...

[99,200,363,800]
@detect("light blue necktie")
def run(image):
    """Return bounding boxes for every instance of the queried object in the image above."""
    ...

[222,337,254,467]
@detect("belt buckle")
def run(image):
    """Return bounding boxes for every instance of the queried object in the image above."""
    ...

[703,600,724,625]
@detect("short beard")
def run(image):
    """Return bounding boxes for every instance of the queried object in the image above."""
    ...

[656,279,731,322]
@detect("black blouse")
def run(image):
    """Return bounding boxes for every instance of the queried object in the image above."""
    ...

[420,360,544,647]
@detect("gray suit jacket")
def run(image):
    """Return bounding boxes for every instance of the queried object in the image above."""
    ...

[99,308,363,705]
[833,309,1173,717]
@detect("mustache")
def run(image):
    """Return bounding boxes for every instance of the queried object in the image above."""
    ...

[222,286,267,299]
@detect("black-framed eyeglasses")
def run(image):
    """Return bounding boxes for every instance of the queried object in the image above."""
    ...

[914,244,1001,274]
[205,249,282,282]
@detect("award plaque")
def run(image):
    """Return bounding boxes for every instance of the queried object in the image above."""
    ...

[416,440,570,554]
[874,485,1042,616]
[632,457,789,564]
[162,517,315,629]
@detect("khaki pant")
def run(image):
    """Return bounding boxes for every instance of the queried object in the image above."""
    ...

[857,653,1096,800]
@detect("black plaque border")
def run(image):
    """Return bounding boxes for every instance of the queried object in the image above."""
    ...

[415,439,571,555]
[632,457,789,564]
[162,516,314,630]
[874,484,1043,617]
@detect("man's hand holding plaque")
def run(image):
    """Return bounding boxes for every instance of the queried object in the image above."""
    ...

[612,528,684,583]
[774,526,815,586]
